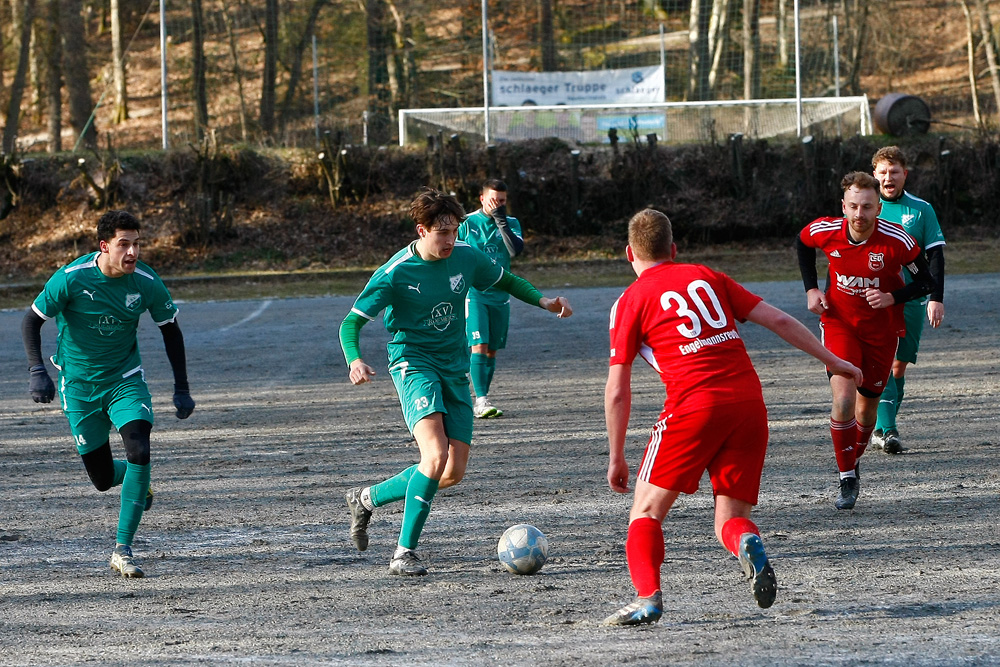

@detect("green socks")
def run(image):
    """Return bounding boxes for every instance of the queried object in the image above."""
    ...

[485,355,496,394]
[113,460,127,487]
[471,353,490,397]
[116,461,150,546]
[370,464,418,508]
[398,470,439,550]
[876,374,906,432]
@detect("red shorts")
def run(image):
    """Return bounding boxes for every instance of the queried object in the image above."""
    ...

[820,318,898,395]
[637,400,769,505]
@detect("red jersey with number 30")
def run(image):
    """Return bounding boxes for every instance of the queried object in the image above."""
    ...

[609,262,764,415]
[799,217,921,338]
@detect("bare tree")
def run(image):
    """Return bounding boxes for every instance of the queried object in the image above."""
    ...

[110,0,128,123]
[843,0,870,95]
[743,0,760,100]
[707,0,730,92]
[540,0,557,71]
[777,0,788,68]
[2,0,36,154]
[44,0,61,151]
[688,0,712,100]
[277,0,328,135]
[973,0,1000,118]
[960,0,983,127]
[61,0,97,149]
[221,0,249,141]
[191,0,209,140]
[259,0,279,138]
[385,0,416,111]
[366,0,391,141]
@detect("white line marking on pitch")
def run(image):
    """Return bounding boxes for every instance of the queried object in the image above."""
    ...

[218,300,273,332]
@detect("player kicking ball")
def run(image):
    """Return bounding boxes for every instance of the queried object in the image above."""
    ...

[21,210,195,578]
[340,188,572,576]
[602,209,861,625]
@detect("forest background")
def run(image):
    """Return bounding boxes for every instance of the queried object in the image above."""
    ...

[0,0,998,289]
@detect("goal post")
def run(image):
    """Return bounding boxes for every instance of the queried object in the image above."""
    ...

[398,96,871,147]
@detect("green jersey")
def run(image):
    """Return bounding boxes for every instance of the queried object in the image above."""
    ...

[350,240,504,375]
[32,252,179,384]
[458,209,523,306]
[880,191,945,288]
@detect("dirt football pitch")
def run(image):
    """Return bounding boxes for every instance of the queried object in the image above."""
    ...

[2,275,999,666]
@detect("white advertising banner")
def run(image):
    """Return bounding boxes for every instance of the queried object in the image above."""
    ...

[491,66,665,107]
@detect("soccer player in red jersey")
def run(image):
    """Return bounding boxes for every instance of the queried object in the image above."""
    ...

[796,172,937,511]
[602,209,862,626]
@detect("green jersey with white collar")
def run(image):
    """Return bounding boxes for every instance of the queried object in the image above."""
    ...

[32,252,179,384]
[349,240,504,375]
[879,190,945,288]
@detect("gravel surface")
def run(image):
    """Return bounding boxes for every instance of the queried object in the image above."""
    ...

[1,274,998,666]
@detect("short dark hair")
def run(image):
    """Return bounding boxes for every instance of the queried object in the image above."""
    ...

[841,171,880,194]
[872,145,907,170]
[97,210,141,242]
[481,179,507,194]
[628,208,673,261]
[408,188,466,229]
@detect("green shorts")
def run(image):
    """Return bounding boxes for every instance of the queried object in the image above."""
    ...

[389,362,474,445]
[466,298,510,350]
[57,371,154,455]
[896,301,926,364]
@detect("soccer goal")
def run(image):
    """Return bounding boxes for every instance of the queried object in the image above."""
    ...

[398,96,871,147]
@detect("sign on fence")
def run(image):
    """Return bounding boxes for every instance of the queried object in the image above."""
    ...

[491,66,665,107]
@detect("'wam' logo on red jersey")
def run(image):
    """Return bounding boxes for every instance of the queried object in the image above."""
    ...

[835,273,879,290]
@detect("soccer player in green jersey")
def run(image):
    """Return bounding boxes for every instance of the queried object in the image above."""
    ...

[340,188,572,576]
[458,179,525,418]
[869,146,946,454]
[21,210,195,578]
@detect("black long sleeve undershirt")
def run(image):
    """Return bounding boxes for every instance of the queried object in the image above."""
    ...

[21,309,46,370]
[925,245,945,303]
[159,320,189,392]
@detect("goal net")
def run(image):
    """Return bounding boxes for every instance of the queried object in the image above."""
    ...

[398,97,871,146]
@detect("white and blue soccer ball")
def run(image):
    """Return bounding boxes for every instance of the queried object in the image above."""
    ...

[497,523,548,575]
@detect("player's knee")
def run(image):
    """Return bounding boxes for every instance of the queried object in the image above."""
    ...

[119,419,152,465]
[80,441,115,491]
[439,468,465,489]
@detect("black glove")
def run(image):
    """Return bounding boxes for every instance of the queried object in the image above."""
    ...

[29,365,55,403]
[173,389,196,419]
[491,204,508,226]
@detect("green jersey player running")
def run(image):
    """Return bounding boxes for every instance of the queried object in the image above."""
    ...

[458,179,526,418]
[340,188,572,576]
[21,210,195,578]
[870,146,946,454]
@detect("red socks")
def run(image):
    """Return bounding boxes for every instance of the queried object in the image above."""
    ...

[831,418,858,473]
[625,517,664,598]
[855,422,875,458]
[720,516,759,556]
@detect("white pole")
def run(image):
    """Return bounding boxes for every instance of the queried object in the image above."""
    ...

[312,34,320,147]
[160,0,169,150]
[659,23,666,102]
[794,0,802,136]
[481,0,490,144]
[832,16,840,96]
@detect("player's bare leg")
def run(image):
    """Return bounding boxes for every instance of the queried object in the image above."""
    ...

[715,496,776,609]
[604,481,676,626]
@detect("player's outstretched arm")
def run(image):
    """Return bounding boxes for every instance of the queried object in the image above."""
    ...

[746,301,863,386]
[21,309,55,403]
[494,271,573,318]
[605,364,633,493]
[159,321,195,418]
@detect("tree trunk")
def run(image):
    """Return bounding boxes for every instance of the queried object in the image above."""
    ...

[846,0,869,95]
[366,0,391,143]
[960,0,983,127]
[708,0,730,92]
[30,21,42,121]
[777,0,788,68]
[973,0,1000,118]
[110,0,128,123]
[277,0,328,135]
[3,0,36,154]
[743,0,760,100]
[60,0,97,149]
[385,0,410,110]
[540,0,557,71]
[44,0,61,152]
[221,0,249,141]
[259,0,279,139]
[688,0,712,100]
[191,0,209,140]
